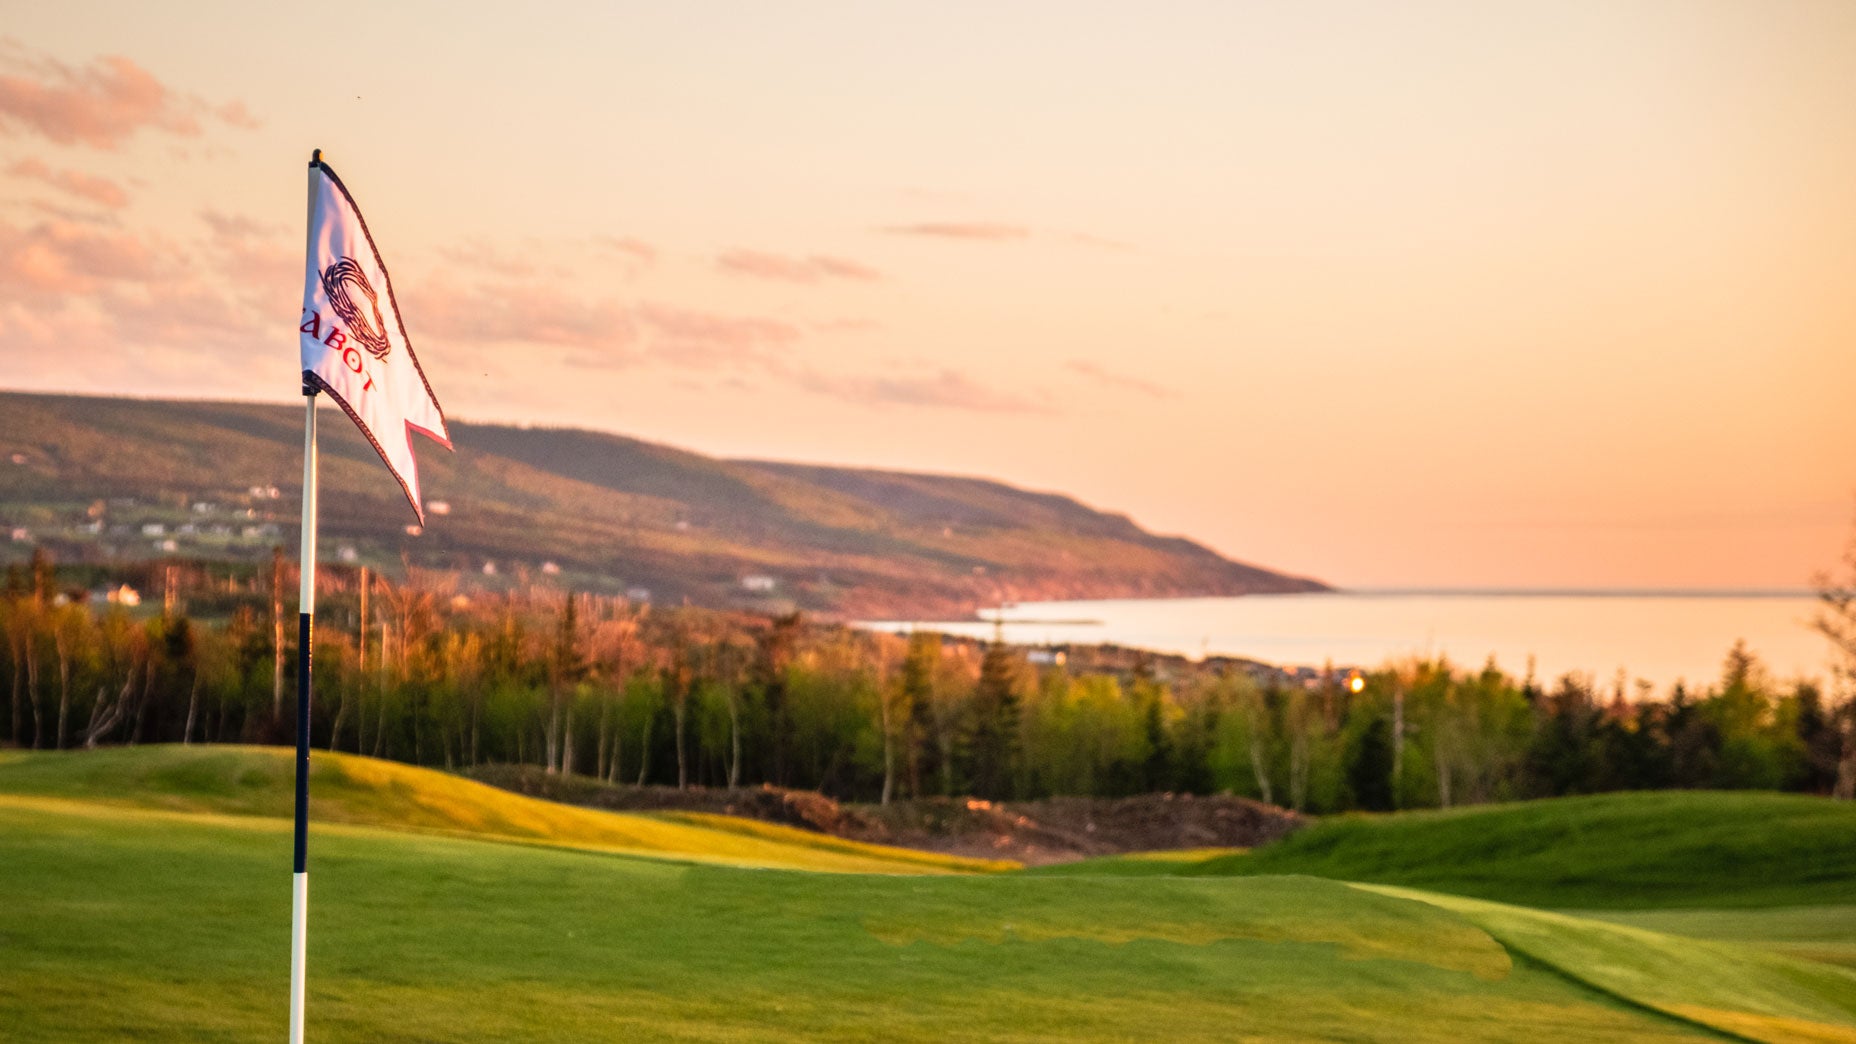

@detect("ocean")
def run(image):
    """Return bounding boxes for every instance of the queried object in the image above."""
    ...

[863,591,1835,692]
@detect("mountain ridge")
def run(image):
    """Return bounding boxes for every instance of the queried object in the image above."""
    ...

[0,389,1325,617]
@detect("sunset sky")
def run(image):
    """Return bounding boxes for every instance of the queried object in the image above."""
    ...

[3,1,1852,589]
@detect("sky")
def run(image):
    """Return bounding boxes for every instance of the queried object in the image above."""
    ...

[2,1,1853,590]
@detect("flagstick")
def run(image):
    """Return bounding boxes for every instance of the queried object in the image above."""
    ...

[290,386,318,1043]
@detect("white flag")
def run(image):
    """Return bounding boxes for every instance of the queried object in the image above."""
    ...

[300,154,450,521]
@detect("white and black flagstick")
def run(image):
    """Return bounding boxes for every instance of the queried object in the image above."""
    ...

[290,386,317,1042]
[290,150,323,1044]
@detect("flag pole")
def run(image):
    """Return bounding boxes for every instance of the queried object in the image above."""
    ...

[290,149,323,1044]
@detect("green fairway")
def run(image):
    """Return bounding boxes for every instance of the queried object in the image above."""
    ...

[4,749,1855,1042]
[1580,906,1856,971]
[1131,791,1856,910]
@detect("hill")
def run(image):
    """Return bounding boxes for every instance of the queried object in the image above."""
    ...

[468,764,1306,865]
[0,746,1002,875]
[5,746,1855,1042]
[1042,791,1856,910]
[0,390,1323,617]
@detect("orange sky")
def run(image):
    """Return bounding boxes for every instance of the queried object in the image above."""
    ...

[2,2,1852,589]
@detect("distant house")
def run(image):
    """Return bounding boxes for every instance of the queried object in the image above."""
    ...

[337,546,359,563]
[741,575,777,593]
[427,500,451,516]
[9,527,30,543]
[141,523,166,537]
[540,561,562,576]
[625,587,652,603]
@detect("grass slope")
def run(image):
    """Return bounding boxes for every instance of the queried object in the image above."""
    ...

[1151,791,1856,910]
[0,746,1003,875]
[1366,885,1856,1044]
[4,748,1854,1041]
[0,796,1819,1043]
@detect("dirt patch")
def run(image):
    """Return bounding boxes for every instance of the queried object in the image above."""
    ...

[466,766,1305,865]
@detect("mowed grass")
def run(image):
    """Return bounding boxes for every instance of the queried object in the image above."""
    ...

[0,746,1003,875]
[1072,791,1856,910]
[4,749,1854,1042]
[8,796,1850,1044]
[1582,906,1856,971]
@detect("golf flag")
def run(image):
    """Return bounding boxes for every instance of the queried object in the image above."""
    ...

[300,154,451,520]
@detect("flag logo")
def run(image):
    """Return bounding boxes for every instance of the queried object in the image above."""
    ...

[319,257,393,360]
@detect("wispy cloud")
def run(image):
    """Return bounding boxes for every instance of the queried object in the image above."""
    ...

[635,303,800,367]
[795,368,1051,414]
[6,157,129,209]
[437,239,537,278]
[813,318,883,334]
[1067,360,1176,399]
[0,48,201,148]
[215,99,260,130]
[595,235,658,266]
[880,221,1030,242]
[409,278,637,351]
[717,249,881,284]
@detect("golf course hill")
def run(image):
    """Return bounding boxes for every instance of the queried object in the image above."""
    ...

[6,745,1856,1041]
[0,744,1002,874]
[0,390,1324,617]
[1042,790,1856,909]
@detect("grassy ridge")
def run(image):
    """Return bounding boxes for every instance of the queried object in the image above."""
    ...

[1133,792,1856,909]
[0,746,1004,874]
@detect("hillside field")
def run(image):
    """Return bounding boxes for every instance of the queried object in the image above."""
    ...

[0,391,1323,617]
[3,747,1854,1042]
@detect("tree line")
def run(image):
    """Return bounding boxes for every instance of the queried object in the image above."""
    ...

[4,549,1854,810]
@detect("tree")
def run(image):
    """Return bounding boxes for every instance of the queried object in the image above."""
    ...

[1814,518,1856,799]
[962,638,1024,799]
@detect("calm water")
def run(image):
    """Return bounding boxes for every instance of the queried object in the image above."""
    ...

[864,592,1832,692]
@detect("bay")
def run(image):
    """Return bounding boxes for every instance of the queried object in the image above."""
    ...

[863,591,1834,692]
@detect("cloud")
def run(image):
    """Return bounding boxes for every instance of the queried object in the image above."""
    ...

[595,235,657,266]
[880,221,1030,242]
[717,249,881,284]
[0,215,272,385]
[403,275,796,375]
[199,210,283,241]
[437,239,537,278]
[216,100,260,130]
[635,303,799,366]
[0,217,159,299]
[795,368,1050,414]
[408,277,637,351]
[1067,360,1176,399]
[0,49,200,148]
[198,209,294,310]
[813,318,883,334]
[6,157,129,208]
[1061,231,1135,252]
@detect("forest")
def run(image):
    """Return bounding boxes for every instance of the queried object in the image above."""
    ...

[4,548,1853,812]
